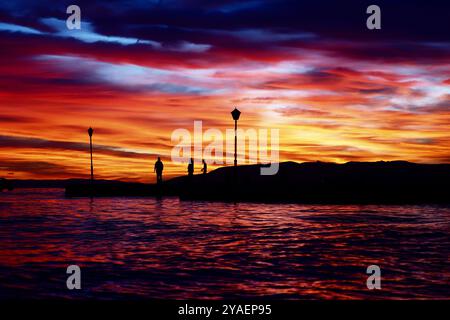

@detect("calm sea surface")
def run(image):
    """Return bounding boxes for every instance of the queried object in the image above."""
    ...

[0,188,449,299]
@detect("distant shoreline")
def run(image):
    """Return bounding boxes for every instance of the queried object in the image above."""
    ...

[55,161,450,204]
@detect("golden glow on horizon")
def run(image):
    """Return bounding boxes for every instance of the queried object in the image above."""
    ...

[1,44,449,182]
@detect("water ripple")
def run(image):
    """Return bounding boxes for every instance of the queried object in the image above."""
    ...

[0,188,449,299]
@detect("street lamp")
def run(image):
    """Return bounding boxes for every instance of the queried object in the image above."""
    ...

[231,108,241,167]
[88,127,94,184]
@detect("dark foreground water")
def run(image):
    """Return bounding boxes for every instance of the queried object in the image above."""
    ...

[0,188,449,299]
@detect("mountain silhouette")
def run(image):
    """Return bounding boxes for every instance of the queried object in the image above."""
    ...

[63,161,450,204]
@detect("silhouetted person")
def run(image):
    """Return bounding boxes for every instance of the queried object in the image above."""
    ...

[187,158,194,177]
[201,159,207,175]
[154,157,164,184]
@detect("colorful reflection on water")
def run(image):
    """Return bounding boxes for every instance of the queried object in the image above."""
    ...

[0,188,449,299]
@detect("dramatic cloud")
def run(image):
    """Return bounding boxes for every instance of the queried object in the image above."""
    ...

[0,0,449,181]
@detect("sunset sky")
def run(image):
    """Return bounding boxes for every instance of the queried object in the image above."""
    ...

[1,0,449,182]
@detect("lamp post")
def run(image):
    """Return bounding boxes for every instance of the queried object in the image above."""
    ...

[88,127,94,184]
[231,108,241,168]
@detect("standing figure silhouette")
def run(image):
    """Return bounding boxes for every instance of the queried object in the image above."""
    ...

[187,158,194,177]
[201,159,207,175]
[154,157,164,184]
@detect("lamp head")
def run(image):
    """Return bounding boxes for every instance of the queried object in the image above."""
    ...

[231,108,241,121]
